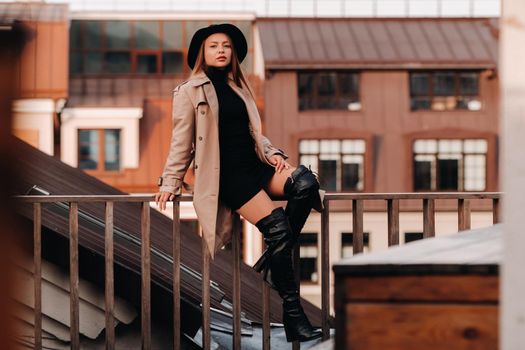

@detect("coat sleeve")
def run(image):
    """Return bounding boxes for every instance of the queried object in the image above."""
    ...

[261,134,289,161]
[158,86,195,194]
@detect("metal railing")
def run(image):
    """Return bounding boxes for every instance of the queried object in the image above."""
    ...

[14,191,501,349]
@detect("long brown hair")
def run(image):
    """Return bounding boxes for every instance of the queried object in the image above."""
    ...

[191,33,255,100]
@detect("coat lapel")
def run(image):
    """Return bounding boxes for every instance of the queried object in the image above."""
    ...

[202,82,219,126]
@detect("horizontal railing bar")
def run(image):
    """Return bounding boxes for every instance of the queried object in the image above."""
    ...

[12,194,194,203]
[324,192,501,200]
[13,192,502,203]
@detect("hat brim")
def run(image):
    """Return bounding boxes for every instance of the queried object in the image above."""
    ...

[187,23,248,70]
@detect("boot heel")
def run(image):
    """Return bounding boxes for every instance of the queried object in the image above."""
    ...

[284,321,297,342]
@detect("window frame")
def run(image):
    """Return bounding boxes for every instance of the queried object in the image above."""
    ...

[408,70,482,112]
[297,70,361,111]
[77,128,122,173]
[69,20,254,77]
[411,138,489,192]
[298,138,367,192]
[298,232,319,285]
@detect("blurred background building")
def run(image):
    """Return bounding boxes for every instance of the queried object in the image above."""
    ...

[4,0,500,308]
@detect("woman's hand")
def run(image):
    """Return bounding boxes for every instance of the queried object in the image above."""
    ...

[269,155,290,173]
[155,191,175,211]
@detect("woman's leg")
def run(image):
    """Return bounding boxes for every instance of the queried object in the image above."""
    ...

[265,164,324,245]
[264,166,297,199]
[242,169,322,342]
[236,189,276,225]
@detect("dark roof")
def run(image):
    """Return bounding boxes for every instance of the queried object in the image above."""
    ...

[12,137,322,326]
[257,18,499,69]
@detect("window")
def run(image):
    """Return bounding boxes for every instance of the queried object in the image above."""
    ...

[299,233,318,283]
[70,20,253,76]
[298,71,360,111]
[404,232,423,244]
[78,129,121,171]
[341,232,370,258]
[409,71,481,111]
[300,139,365,192]
[413,139,487,191]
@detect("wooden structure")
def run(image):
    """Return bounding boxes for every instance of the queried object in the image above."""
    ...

[333,224,500,350]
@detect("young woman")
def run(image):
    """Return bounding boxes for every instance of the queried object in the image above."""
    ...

[155,23,324,342]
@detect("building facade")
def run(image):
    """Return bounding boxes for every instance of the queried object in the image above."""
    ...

[257,18,499,305]
[6,2,500,308]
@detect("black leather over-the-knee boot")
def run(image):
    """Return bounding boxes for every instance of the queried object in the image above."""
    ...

[254,207,322,342]
[284,165,325,244]
[270,240,322,342]
[252,207,293,286]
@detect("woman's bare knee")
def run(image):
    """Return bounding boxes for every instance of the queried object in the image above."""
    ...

[236,190,276,225]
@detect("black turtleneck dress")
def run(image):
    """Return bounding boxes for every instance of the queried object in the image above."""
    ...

[206,67,276,210]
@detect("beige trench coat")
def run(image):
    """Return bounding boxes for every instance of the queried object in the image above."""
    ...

[159,70,288,258]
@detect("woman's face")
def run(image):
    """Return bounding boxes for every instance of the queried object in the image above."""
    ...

[203,32,232,68]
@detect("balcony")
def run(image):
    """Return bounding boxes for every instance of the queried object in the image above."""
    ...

[13,190,500,349]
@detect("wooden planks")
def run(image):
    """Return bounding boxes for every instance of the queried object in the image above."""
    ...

[352,200,364,254]
[202,230,211,350]
[346,304,498,350]
[458,198,471,231]
[334,225,501,350]
[423,198,435,238]
[387,199,399,246]
[321,200,331,339]
[141,202,151,350]
[105,201,115,350]
[343,275,499,302]
[232,215,242,350]
[33,203,42,350]
[262,281,270,350]
[69,202,79,349]
[172,202,181,350]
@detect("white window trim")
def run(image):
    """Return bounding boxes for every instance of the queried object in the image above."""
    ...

[61,107,143,169]
[12,99,55,156]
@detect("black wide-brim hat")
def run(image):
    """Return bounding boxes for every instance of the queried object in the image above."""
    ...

[187,23,248,69]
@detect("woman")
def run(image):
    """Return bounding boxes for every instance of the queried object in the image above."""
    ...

[155,23,324,342]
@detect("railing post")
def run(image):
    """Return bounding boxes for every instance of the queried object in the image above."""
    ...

[141,202,151,350]
[69,202,80,350]
[33,203,42,350]
[173,200,181,350]
[202,229,211,350]
[423,198,435,238]
[352,199,364,253]
[105,201,115,350]
[493,198,500,224]
[321,199,330,340]
[232,214,242,350]
[292,242,300,350]
[458,198,471,231]
[262,280,270,350]
[387,199,399,246]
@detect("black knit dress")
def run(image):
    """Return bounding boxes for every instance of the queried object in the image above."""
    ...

[206,66,276,210]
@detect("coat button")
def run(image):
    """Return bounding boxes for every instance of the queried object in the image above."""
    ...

[198,136,203,141]
[200,110,205,115]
